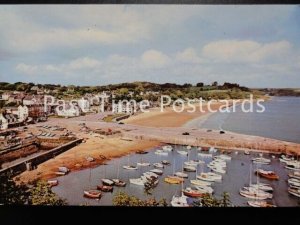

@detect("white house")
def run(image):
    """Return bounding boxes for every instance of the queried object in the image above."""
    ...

[16,105,29,122]
[55,103,80,118]
[1,92,11,101]
[77,99,90,113]
[112,101,135,115]
[0,114,8,130]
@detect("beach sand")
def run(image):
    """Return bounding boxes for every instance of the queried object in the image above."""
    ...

[16,137,159,183]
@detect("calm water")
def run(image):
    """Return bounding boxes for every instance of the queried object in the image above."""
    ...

[200,97,300,143]
[53,146,300,206]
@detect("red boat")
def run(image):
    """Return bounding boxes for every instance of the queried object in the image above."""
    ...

[255,169,279,180]
[83,190,102,199]
[182,188,206,198]
[97,185,113,192]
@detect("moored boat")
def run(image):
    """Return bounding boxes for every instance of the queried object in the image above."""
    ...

[288,178,300,187]
[162,160,171,165]
[170,195,189,207]
[137,162,150,167]
[164,177,182,184]
[112,179,126,187]
[129,178,145,186]
[123,165,138,170]
[153,163,164,168]
[182,187,206,198]
[102,178,114,186]
[150,169,163,175]
[83,190,102,199]
[162,145,173,152]
[255,169,279,180]
[97,185,113,192]
[288,187,300,198]
[190,179,212,186]
[183,166,196,172]
[155,150,168,156]
[198,153,213,158]
[175,171,188,178]
[247,200,276,207]
[177,150,188,156]
[47,180,59,187]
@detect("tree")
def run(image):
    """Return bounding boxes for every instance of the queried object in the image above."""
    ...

[196,82,204,87]
[113,192,167,207]
[193,192,232,207]
[212,81,218,87]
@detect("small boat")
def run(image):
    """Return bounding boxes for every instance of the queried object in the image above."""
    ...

[239,189,272,200]
[175,171,188,178]
[143,172,159,179]
[197,147,202,151]
[242,187,273,197]
[190,179,212,187]
[184,160,203,167]
[155,150,168,156]
[161,160,171,165]
[58,166,70,174]
[162,145,173,152]
[271,155,276,159]
[97,185,113,192]
[182,187,206,198]
[55,171,67,176]
[123,165,138,170]
[288,178,300,187]
[183,166,196,172]
[136,150,148,154]
[164,177,182,184]
[170,195,189,207]
[235,151,239,155]
[244,150,250,155]
[177,150,188,156]
[83,190,102,199]
[197,172,222,182]
[215,154,231,161]
[137,162,151,167]
[250,184,273,192]
[86,156,94,162]
[252,157,271,165]
[207,165,226,174]
[167,176,184,182]
[209,147,218,153]
[255,169,279,180]
[208,161,226,168]
[153,163,164,168]
[129,178,145,186]
[194,185,214,194]
[112,179,126,187]
[247,200,276,207]
[288,187,300,197]
[47,180,59,187]
[186,145,192,150]
[198,153,213,158]
[102,179,114,186]
[288,171,300,179]
[285,163,300,171]
[150,169,163,175]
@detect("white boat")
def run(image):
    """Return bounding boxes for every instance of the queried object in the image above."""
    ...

[216,154,232,161]
[197,147,202,151]
[197,172,222,182]
[288,171,300,179]
[288,178,300,187]
[184,161,198,167]
[143,172,159,179]
[150,169,163,175]
[208,161,226,168]
[186,145,192,150]
[194,185,214,194]
[247,200,276,207]
[137,162,150,167]
[250,184,273,192]
[184,166,196,172]
[162,145,173,152]
[252,157,271,165]
[153,163,164,168]
[198,153,213,158]
[243,187,273,197]
[162,160,171,165]
[170,195,189,207]
[190,179,212,186]
[288,187,300,197]
[244,150,250,155]
[129,178,145,186]
[209,147,218,153]
[155,150,168,156]
[285,164,300,171]
[175,171,188,178]
[102,178,114,186]
[177,150,188,156]
[239,189,272,200]
[207,165,226,174]
[123,165,138,170]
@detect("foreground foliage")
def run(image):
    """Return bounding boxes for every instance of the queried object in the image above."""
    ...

[113,192,167,206]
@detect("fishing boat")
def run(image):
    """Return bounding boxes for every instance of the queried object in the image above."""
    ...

[150,169,163,175]
[102,178,114,186]
[170,195,189,207]
[247,201,276,207]
[184,166,196,172]
[162,145,173,152]
[288,171,300,179]
[197,172,222,182]
[162,160,171,165]
[255,169,279,180]
[153,163,164,168]
[288,187,300,197]
[198,153,213,158]
[244,150,250,155]
[155,150,168,156]
[97,185,113,192]
[288,178,300,187]
[190,179,212,186]
[165,177,182,184]
[47,180,59,187]
[83,190,102,199]
[112,179,126,187]
[194,185,214,194]
[177,150,188,156]
[182,187,206,198]
[175,171,189,178]
[129,178,145,186]
[137,162,150,167]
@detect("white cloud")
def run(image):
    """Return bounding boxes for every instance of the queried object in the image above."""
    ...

[202,40,292,63]
[141,50,171,69]
[176,48,204,64]
[68,57,102,70]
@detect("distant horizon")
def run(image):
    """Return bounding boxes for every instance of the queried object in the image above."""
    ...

[1,5,300,88]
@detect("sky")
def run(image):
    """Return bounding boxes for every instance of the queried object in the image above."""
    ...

[0,5,300,88]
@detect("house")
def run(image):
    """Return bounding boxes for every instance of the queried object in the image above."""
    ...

[0,114,8,130]
[1,92,11,101]
[23,95,44,106]
[112,101,135,115]
[77,99,90,113]
[16,105,29,122]
[55,103,80,118]
[0,113,22,130]
[27,104,47,122]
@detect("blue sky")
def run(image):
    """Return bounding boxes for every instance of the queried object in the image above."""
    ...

[0,5,299,88]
